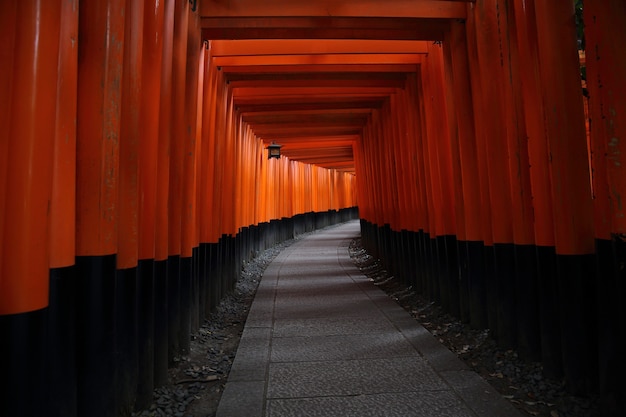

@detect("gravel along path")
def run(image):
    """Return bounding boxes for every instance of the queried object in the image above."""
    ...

[348,238,600,417]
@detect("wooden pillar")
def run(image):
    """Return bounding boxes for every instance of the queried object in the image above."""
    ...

[116,0,144,411]
[585,1,626,413]
[444,20,487,328]
[470,0,518,348]
[75,1,125,416]
[534,0,596,395]
[154,0,175,388]
[511,0,562,377]
[0,2,62,416]
[46,1,79,415]
[166,0,189,366]
[176,1,197,358]
[498,0,541,361]
[136,0,165,408]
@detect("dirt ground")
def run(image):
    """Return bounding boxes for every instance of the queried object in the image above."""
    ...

[135,235,599,417]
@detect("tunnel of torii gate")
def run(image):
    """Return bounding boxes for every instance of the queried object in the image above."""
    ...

[0,0,625,416]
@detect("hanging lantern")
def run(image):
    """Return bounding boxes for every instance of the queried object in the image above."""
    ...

[267,142,282,159]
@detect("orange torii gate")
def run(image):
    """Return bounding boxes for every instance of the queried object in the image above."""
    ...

[1,1,624,416]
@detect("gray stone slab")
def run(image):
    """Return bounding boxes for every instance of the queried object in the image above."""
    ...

[440,370,524,417]
[268,357,447,398]
[267,391,477,417]
[228,327,271,381]
[272,315,393,337]
[272,299,381,319]
[271,332,420,362]
[275,281,364,296]
[216,380,265,417]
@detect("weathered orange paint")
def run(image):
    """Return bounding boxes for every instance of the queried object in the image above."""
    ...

[585,0,626,236]
[76,0,125,257]
[168,0,189,258]
[181,2,203,258]
[534,0,595,255]
[442,25,466,242]
[474,0,515,246]
[424,43,456,238]
[138,0,165,261]
[118,0,144,269]
[1,0,62,314]
[0,2,15,274]
[499,1,535,247]
[511,0,555,247]
[465,8,494,246]
[155,0,175,261]
[444,20,482,242]
[50,0,78,269]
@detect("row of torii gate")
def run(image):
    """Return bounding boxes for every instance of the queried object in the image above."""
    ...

[0,1,624,416]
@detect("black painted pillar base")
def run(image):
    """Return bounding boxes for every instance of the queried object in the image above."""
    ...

[135,259,155,411]
[179,256,192,355]
[75,254,117,417]
[115,267,138,415]
[444,235,460,318]
[466,240,488,329]
[0,309,48,417]
[596,237,625,416]
[536,245,563,379]
[167,255,181,365]
[153,259,169,387]
[494,243,517,349]
[557,253,597,395]
[484,246,498,340]
[457,240,471,324]
[425,234,438,303]
[47,266,77,417]
[515,244,541,361]
[191,246,200,332]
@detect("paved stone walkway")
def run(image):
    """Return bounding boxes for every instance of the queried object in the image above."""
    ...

[217,220,523,417]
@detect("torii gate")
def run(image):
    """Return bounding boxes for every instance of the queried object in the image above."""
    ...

[0,1,624,416]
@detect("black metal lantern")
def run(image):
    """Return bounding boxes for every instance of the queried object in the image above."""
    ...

[267,142,282,159]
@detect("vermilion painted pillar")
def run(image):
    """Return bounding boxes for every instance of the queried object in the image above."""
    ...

[189,20,205,333]
[135,0,165,408]
[0,2,61,416]
[423,43,457,313]
[414,67,437,299]
[166,0,189,365]
[444,20,487,328]
[180,5,200,352]
[498,0,541,361]
[154,0,175,387]
[406,73,430,295]
[47,1,78,415]
[585,1,626,413]
[116,0,144,411]
[472,0,518,348]
[75,0,125,416]
[511,0,561,377]
[465,6,498,339]
[534,0,597,395]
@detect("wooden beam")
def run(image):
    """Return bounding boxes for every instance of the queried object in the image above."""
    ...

[213,53,424,67]
[235,100,385,113]
[219,64,419,73]
[200,0,467,19]
[210,40,429,56]
[201,17,450,40]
